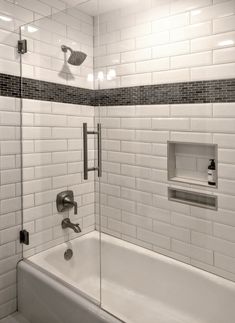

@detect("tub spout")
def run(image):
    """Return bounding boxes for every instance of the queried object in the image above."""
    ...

[62,218,81,233]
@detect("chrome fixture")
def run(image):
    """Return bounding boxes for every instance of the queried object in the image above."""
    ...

[64,248,73,261]
[62,218,81,233]
[56,191,78,215]
[61,45,87,66]
[83,123,102,180]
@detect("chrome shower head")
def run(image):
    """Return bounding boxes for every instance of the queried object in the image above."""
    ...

[61,45,87,66]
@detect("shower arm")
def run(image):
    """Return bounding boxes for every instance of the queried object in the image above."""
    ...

[61,45,73,53]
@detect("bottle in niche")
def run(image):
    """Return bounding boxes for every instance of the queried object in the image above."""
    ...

[208,159,216,186]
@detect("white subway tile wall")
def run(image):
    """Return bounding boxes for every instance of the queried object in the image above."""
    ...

[94,0,235,88]
[96,102,235,284]
[0,97,21,319]
[21,98,95,258]
[0,0,235,320]
[0,0,94,89]
[0,96,95,318]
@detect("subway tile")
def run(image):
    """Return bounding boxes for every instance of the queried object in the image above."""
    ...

[137,227,170,249]
[152,118,190,131]
[53,173,81,189]
[23,153,51,167]
[214,134,235,148]
[107,39,135,54]
[136,154,166,169]
[172,239,214,265]
[0,128,15,141]
[121,48,151,64]
[137,203,170,223]
[213,103,235,117]
[135,105,169,117]
[16,0,51,16]
[136,31,169,49]
[100,183,120,197]
[121,23,151,40]
[121,118,151,129]
[0,212,15,230]
[152,41,190,58]
[23,204,52,222]
[213,14,235,33]
[136,58,169,73]
[35,140,67,152]
[121,141,151,154]
[136,5,169,24]
[121,187,152,205]
[23,178,51,194]
[1,169,21,185]
[191,0,235,24]
[214,253,235,274]
[214,222,235,242]
[108,173,135,189]
[108,196,135,213]
[34,114,67,127]
[121,164,151,179]
[0,197,21,214]
[153,69,190,84]
[171,0,211,15]
[136,178,167,196]
[171,51,212,69]
[191,118,235,132]
[23,127,51,140]
[191,231,235,257]
[171,104,212,117]
[108,218,136,238]
[153,220,190,242]
[170,22,212,41]
[191,32,235,52]
[213,47,235,64]
[121,73,152,87]
[172,212,213,234]
[152,13,189,33]
[122,211,152,230]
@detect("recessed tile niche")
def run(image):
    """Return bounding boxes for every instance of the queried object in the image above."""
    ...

[168,187,218,210]
[167,141,218,188]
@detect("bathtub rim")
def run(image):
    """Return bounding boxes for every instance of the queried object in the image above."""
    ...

[28,230,235,292]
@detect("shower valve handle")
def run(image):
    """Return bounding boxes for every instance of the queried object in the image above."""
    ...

[56,191,78,215]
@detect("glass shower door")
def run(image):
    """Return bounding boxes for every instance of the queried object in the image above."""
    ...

[19,0,101,306]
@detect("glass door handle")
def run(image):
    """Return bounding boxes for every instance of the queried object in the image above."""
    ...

[97,123,102,178]
[83,123,102,180]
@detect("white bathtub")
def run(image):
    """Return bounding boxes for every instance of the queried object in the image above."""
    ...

[18,231,235,323]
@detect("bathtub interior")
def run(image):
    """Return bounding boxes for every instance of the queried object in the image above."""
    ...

[28,231,235,323]
[29,232,101,303]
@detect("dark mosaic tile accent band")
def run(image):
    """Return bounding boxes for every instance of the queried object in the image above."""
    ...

[96,79,235,106]
[0,73,21,98]
[1,73,235,106]
[0,73,94,105]
[22,77,93,105]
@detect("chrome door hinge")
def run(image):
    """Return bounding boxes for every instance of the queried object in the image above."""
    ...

[18,40,27,54]
[20,230,29,245]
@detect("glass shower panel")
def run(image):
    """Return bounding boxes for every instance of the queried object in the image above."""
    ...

[19,0,101,305]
